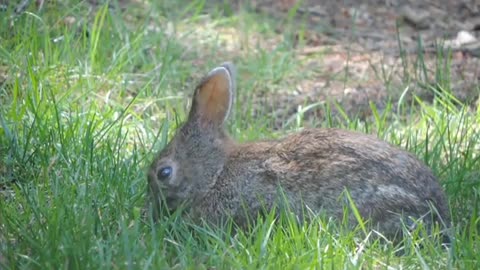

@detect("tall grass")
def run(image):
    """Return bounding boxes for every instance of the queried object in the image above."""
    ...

[0,1,479,269]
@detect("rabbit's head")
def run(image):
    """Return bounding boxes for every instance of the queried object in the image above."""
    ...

[148,63,236,215]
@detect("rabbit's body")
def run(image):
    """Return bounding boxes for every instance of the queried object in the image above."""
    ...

[147,62,450,239]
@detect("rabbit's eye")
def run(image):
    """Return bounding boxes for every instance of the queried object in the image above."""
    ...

[158,166,172,180]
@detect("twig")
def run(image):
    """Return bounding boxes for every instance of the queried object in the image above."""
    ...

[14,0,31,14]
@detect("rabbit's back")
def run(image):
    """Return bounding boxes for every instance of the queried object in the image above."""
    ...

[210,128,450,236]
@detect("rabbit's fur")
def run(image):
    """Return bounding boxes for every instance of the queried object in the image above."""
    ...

[147,62,450,239]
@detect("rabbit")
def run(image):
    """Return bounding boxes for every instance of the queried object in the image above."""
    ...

[146,62,451,240]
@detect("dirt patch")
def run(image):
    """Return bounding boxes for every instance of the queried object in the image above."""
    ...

[226,0,480,125]
[248,0,480,54]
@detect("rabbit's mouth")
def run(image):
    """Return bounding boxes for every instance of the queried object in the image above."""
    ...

[163,194,192,213]
[165,196,177,208]
[164,196,185,211]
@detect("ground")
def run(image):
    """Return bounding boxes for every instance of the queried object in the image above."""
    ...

[0,0,479,269]
[1,0,480,124]
[226,0,480,126]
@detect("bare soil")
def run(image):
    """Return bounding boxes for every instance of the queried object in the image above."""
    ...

[236,0,480,127]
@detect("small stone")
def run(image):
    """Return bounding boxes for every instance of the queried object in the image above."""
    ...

[400,5,430,29]
[444,30,477,49]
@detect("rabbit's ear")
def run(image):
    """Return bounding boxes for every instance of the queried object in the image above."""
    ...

[188,62,235,128]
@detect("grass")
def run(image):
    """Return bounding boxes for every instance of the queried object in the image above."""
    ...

[0,0,479,269]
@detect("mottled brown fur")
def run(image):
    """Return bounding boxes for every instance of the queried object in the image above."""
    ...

[147,62,450,239]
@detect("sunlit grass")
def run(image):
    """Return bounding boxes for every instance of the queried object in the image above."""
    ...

[1,0,479,269]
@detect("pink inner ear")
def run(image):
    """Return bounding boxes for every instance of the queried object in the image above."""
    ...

[195,69,231,126]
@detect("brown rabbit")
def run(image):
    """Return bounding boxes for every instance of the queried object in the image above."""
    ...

[147,62,450,239]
